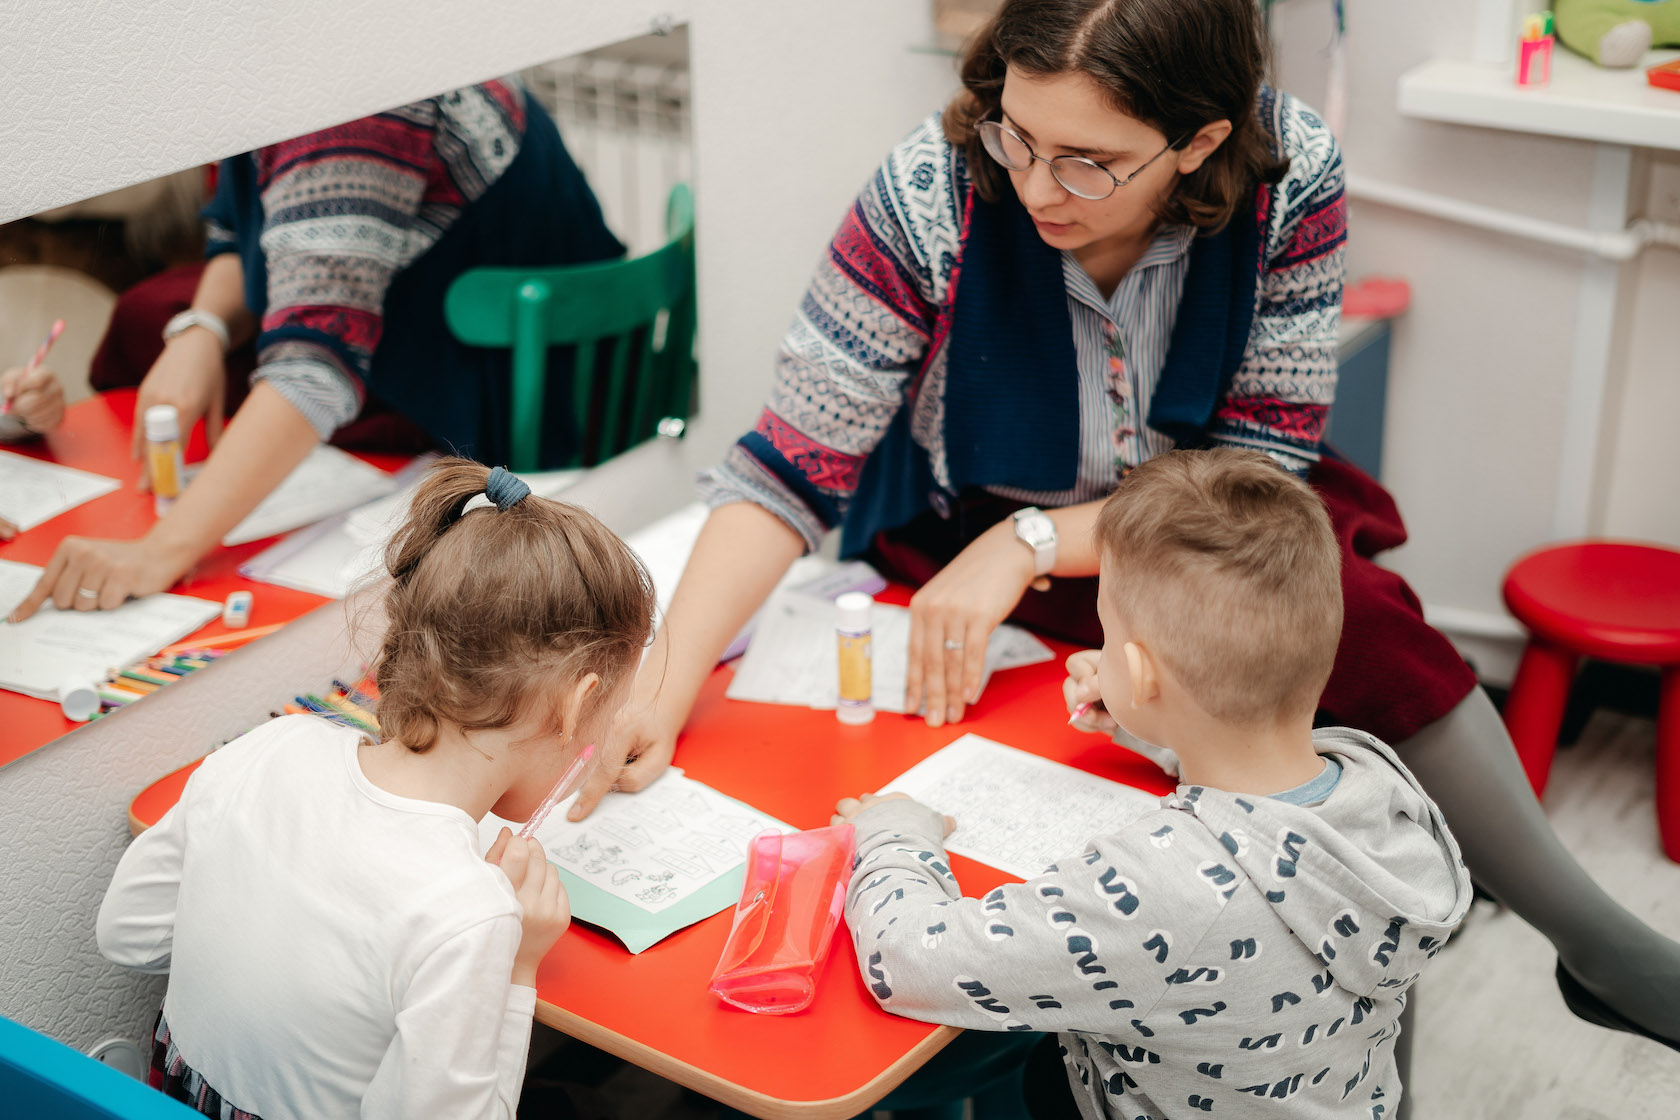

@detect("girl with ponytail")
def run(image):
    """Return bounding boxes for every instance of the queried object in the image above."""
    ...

[98,458,654,1120]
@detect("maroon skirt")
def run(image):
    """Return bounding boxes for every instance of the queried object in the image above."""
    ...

[867,456,1477,746]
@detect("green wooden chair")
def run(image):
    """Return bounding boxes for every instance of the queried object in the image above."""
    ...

[444,183,697,471]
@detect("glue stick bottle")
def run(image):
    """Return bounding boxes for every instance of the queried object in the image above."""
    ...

[145,405,184,517]
[835,591,874,725]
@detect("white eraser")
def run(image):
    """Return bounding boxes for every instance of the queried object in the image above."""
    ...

[222,590,254,629]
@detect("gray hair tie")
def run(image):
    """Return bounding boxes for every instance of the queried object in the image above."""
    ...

[484,466,531,511]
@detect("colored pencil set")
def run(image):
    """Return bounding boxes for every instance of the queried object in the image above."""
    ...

[272,677,381,735]
[91,623,296,718]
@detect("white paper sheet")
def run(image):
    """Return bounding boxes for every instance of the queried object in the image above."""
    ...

[0,559,220,700]
[238,461,585,598]
[478,769,791,916]
[882,734,1165,879]
[221,445,403,546]
[725,590,1054,713]
[0,450,119,531]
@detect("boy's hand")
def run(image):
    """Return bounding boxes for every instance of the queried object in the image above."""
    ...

[1064,649,1119,736]
[489,829,571,986]
[1,364,66,436]
[833,792,956,838]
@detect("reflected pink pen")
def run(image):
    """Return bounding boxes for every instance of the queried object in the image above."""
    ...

[518,742,596,839]
[3,318,65,415]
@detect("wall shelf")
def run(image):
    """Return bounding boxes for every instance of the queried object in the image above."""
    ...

[1398,48,1680,151]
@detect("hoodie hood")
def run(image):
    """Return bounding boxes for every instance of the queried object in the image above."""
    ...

[1164,727,1472,997]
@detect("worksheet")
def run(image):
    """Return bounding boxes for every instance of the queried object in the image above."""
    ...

[0,559,220,700]
[479,769,792,953]
[0,450,119,531]
[221,445,404,546]
[725,590,1054,713]
[883,734,1166,879]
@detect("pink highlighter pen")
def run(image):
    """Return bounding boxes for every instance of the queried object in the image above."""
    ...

[3,318,65,415]
[519,742,597,839]
[1068,700,1107,726]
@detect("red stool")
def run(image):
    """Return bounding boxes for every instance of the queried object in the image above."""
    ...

[1502,541,1680,861]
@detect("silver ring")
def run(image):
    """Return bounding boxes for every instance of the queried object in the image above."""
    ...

[943,638,964,652]
[77,588,99,600]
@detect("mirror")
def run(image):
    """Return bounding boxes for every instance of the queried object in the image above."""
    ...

[0,26,694,470]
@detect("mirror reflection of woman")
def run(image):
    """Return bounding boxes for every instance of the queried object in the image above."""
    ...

[584,0,1680,1060]
[9,78,621,621]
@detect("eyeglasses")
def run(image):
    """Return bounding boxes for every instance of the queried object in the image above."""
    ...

[977,118,1183,201]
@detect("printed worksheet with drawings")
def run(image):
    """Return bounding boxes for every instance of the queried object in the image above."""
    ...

[883,734,1165,879]
[481,769,790,916]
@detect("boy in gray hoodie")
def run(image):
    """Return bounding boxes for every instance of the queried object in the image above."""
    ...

[836,448,1472,1120]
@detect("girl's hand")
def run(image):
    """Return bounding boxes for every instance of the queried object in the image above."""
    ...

[832,792,956,838]
[491,830,571,986]
[7,535,192,621]
[1063,649,1119,736]
[1,364,66,435]
[905,521,1042,729]
[131,330,226,488]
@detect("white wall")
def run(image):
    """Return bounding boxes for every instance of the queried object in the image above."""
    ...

[1270,0,1680,680]
[0,0,955,1054]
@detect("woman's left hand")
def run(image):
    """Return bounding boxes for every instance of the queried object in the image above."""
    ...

[904,522,1042,728]
[7,535,191,621]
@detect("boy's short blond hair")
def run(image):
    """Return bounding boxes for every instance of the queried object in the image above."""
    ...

[1094,449,1343,725]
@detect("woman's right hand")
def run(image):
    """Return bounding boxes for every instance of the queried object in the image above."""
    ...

[568,699,679,822]
[131,330,227,486]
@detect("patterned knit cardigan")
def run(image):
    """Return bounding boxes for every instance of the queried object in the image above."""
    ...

[702,88,1347,554]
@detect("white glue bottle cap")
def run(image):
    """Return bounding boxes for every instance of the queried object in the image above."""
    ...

[58,677,101,722]
[836,591,873,631]
[145,404,181,443]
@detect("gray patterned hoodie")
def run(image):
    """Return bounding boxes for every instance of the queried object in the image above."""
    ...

[845,728,1471,1120]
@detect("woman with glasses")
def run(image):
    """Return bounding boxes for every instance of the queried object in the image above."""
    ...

[585,0,1680,1074]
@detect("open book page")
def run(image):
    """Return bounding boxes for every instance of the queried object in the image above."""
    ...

[882,733,1166,879]
[726,591,1054,713]
[480,768,790,917]
[0,450,119,531]
[0,559,219,700]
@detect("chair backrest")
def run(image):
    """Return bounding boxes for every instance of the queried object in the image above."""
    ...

[445,183,698,471]
[0,1016,198,1120]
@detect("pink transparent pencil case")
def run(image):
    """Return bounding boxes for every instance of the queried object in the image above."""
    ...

[708,824,856,1015]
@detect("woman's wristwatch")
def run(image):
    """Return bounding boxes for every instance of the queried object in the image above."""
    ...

[162,309,231,354]
[1012,507,1057,577]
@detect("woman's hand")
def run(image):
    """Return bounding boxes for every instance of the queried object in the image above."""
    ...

[1,364,66,435]
[131,330,226,487]
[488,829,571,987]
[6,535,192,621]
[904,521,1041,728]
[567,695,679,822]
[1063,649,1119,735]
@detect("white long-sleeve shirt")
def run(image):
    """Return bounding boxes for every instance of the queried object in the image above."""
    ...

[98,715,536,1120]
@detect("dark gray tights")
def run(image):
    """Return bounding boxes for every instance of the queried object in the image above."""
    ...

[1396,687,1680,1040]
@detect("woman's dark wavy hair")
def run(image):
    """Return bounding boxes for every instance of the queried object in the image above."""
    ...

[944,0,1289,233]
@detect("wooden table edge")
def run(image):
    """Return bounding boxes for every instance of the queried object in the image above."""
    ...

[533,999,960,1120]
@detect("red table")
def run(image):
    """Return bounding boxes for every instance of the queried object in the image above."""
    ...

[0,389,407,768]
[130,595,1175,1119]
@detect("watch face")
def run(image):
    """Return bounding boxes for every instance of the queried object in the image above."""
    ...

[1016,512,1054,547]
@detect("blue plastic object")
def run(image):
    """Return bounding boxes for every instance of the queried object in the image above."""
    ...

[0,1015,198,1120]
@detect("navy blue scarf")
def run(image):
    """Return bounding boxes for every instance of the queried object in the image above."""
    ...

[840,180,1264,556]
